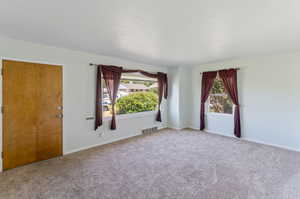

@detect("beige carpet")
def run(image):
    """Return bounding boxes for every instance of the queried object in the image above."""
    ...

[1,129,300,199]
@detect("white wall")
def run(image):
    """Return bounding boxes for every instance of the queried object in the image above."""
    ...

[189,52,300,151]
[178,67,192,128]
[0,35,168,171]
[167,66,192,129]
[167,67,180,129]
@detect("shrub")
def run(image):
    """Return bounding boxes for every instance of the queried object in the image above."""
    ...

[116,92,158,114]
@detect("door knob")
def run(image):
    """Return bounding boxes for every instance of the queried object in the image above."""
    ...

[57,106,63,110]
[56,113,63,118]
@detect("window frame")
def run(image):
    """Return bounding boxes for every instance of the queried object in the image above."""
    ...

[101,73,159,119]
[206,79,234,116]
[103,110,157,121]
[206,96,235,116]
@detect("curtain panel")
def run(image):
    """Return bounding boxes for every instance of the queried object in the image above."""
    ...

[95,65,168,130]
[200,71,218,130]
[101,65,123,130]
[94,65,102,130]
[219,69,241,138]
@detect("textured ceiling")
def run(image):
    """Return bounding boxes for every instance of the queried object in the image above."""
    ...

[1,0,300,66]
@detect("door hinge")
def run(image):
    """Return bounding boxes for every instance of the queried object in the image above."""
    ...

[1,106,3,114]
[1,152,3,159]
[1,68,3,76]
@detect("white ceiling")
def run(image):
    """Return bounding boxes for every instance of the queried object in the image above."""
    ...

[1,0,300,66]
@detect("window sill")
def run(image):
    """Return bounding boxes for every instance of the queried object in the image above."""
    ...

[103,111,157,121]
[205,113,233,117]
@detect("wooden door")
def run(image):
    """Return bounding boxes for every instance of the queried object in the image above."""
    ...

[2,60,63,170]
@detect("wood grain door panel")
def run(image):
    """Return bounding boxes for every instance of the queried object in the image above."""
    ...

[2,60,63,170]
[36,64,62,161]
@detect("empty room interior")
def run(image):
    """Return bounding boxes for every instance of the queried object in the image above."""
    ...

[1,0,300,198]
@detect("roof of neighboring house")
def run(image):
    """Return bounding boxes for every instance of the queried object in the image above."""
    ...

[120,83,149,90]
[149,83,158,88]
[118,84,127,89]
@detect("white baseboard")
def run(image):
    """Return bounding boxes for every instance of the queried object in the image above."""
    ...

[167,125,192,130]
[169,127,184,130]
[64,126,169,155]
[203,129,300,152]
[157,126,168,130]
[188,126,200,130]
[242,137,300,152]
[64,132,142,155]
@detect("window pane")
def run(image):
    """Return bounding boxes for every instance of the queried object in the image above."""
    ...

[102,73,158,117]
[102,79,112,117]
[209,95,233,114]
[211,78,226,94]
[208,76,233,114]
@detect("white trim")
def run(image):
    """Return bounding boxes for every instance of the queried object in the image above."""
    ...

[242,137,300,152]
[189,126,200,130]
[168,127,184,130]
[167,125,189,130]
[205,112,233,117]
[103,111,157,121]
[64,132,142,155]
[121,74,157,81]
[204,130,300,152]
[64,127,168,155]
[182,127,300,152]
[157,126,168,130]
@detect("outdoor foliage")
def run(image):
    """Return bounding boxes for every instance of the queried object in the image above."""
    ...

[209,78,233,114]
[116,92,158,114]
[211,78,225,94]
[209,95,233,114]
[149,87,158,94]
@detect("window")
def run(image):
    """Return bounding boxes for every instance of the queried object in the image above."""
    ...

[102,73,158,117]
[208,76,233,114]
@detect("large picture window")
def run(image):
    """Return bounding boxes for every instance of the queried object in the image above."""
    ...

[102,73,158,117]
[208,76,233,114]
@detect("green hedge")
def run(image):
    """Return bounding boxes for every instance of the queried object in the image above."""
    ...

[116,92,158,114]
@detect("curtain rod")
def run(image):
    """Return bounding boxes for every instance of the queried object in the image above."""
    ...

[200,68,240,74]
[88,63,162,76]
[89,63,100,66]
[91,64,240,74]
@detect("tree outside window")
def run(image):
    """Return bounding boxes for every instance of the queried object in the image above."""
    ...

[102,73,158,117]
[208,77,233,114]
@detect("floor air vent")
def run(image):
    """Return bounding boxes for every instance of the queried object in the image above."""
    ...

[142,127,158,135]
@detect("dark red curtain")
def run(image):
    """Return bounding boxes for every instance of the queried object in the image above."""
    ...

[94,65,102,130]
[102,65,123,130]
[200,71,217,130]
[219,69,241,138]
[156,72,168,121]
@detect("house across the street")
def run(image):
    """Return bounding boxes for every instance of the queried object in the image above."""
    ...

[119,82,150,92]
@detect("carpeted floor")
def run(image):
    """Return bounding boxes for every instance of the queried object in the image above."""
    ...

[1,129,300,199]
